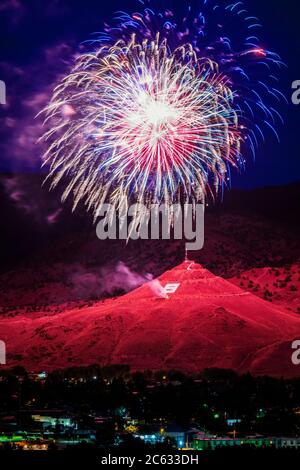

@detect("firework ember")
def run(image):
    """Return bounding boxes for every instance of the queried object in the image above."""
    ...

[41,1,284,215]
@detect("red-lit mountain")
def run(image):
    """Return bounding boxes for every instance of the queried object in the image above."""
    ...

[1,261,300,377]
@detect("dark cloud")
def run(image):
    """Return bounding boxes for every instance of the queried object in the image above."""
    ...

[0,41,74,172]
[0,0,25,26]
[1,174,63,225]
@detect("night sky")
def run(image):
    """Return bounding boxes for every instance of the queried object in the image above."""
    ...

[0,0,300,189]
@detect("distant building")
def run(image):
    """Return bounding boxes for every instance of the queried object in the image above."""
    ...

[133,424,186,448]
[226,418,242,426]
[164,425,186,448]
[276,438,300,449]
[133,425,164,445]
[31,414,75,429]
[193,436,275,450]
[17,441,49,451]
[28,371,48,382]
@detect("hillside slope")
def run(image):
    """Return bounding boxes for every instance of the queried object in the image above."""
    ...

[1,261,300,377]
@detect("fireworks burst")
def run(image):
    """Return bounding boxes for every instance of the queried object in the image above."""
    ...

[41,1,284,216]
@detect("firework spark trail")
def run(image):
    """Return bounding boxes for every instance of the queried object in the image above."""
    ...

[40,1,283,218]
